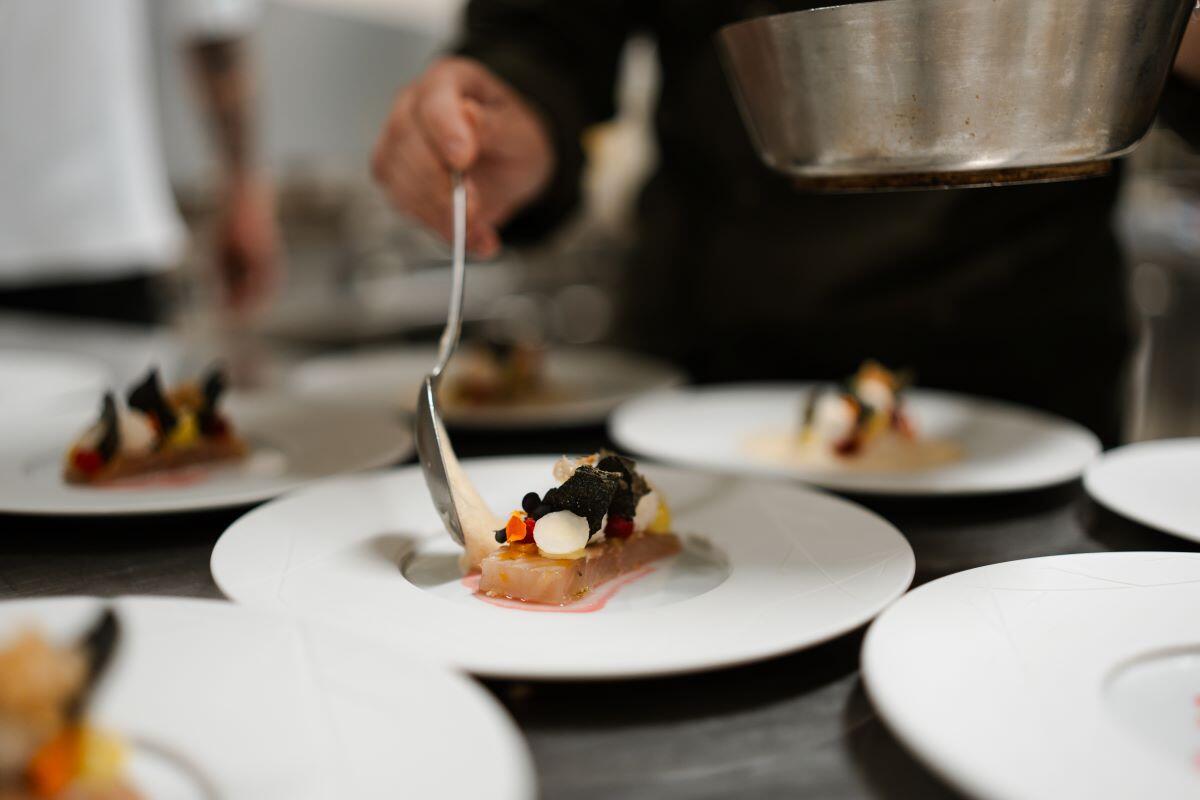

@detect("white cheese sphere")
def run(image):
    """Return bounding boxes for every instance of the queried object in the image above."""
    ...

[857,376,895,415]
[533,510,591,556]
[634,490,660,531]
[812,394,856,443]
[118,410,158,456]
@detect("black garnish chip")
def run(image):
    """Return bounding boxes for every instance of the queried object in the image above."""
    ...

[543,465,619,534]
[198,366,228,434]
[127,368,177,436]
[596,451,649,520]
[97,392,120,462]
[66,608,119,722]
[495,530,507,543]
[521,492,541,515]
[201,365,227,411]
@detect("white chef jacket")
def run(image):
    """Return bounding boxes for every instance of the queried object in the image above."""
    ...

[0,0,258,287]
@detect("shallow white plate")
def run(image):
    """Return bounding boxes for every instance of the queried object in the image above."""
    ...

[211,456,914,679]
[1084,438,1200,544]
[0,596,534,800]
[611,384,1100,495]
[0,348,112,412]
[259,261,519,344]
[863,552,1200,800]
[0,394,412,515]
[291,345,686,429]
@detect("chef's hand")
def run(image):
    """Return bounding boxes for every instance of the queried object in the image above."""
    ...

[372,57,554,258]
[214,174,282,317]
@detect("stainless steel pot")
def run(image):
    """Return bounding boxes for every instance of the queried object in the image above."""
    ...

[718,0,1194,189]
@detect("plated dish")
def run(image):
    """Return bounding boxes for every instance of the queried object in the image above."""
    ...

[0,597,534,800]
[455,451,679,606]
[290,345,686,429]
[863,552,1200,800]
[0,391,411,516]
[211,456,915,679]
[1084,438,1200,545]
[0,610,135,800]
[63,368,245,486]
[612,383,1100,495]
[745,361,961,471]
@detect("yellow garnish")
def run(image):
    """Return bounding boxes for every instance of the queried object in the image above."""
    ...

[77,726,127,782]
[165,411,199,449]
[538,548,587,560]
[648,498,672,534]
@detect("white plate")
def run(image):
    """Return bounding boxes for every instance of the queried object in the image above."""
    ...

[0,596,534,800]
[0,348,112,412]
[211,456,914,679]
[862,552,1200,800]
[259,262,520,344]
[1084,438,1200,544]
[291,345,686,429]
[0,394,412,515]
[610,384,1100,495]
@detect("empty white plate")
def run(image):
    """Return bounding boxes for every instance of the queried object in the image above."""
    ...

[1084,438,1200,544]
[611,384,1100,495]
[291,345,685,429]
[211,456,914,680]
[0,596,534,800]
[0,394,412,515]
[0,348,112,412]
[862,552,1200,800]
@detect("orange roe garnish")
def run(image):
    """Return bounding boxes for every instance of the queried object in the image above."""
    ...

[504,514,528,543]
[27,727,81,797]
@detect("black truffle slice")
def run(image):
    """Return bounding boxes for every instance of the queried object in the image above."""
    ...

[96,392,120,462]
[127,368,177,436]
[596,451,649,520]
[198,365,227,434]
[201,365,226,412]
[66,608,119,722]
[542,465,619,535]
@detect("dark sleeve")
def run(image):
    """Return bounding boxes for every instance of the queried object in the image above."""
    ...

[1157,74,1200,148]
[454,1,641,242]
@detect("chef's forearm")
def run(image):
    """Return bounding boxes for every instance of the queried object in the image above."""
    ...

[188,37,256,179]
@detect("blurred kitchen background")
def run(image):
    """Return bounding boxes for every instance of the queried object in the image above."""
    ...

[6,0,1199,442]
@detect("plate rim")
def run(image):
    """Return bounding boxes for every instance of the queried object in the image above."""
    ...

[1083,437,1200,545]
[0,396,414,517]
[291,344,689,430]
[0,594,536,800]
[211,454,916,680]
[860,551,1200,800]
[609,382,1102,496]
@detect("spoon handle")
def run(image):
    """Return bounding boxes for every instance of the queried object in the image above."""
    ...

[432,171,467,381]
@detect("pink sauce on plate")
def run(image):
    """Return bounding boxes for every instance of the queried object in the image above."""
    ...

[461,565,657,613]
[103,466,213,490]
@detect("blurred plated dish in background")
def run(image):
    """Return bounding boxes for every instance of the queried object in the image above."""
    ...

[291,343,684,429]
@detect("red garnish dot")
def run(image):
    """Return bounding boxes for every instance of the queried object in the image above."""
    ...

[605,516,634,539]
[834,437,861,456]
[72,449,104,474]
[524,516,536,536]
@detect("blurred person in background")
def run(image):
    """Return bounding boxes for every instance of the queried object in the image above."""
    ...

[372,2,1200,447]
[0,0,280,326]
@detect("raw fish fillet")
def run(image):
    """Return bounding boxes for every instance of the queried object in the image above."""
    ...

[479,531,681,605]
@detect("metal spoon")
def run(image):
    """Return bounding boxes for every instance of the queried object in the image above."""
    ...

[415,172,468,545]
